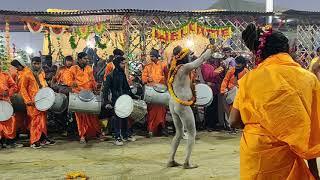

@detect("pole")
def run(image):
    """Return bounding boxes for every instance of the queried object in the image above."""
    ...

[266,0,273,24]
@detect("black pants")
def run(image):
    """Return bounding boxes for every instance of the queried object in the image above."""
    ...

[114,116,128,139]
[204,95,220,129]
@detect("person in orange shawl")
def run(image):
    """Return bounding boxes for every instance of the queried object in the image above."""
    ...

[0,62,21,148]
[142,48,167,137]
[10,58,31,134]
[220,56,248,115]
[16,57,55,149]
[64,52,102,144]
[8,64,28,134]
[229,24,320,179]
[310,58,320,80]
[221,56,248,134]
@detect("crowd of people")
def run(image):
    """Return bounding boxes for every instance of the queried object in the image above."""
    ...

[0,30,319,153]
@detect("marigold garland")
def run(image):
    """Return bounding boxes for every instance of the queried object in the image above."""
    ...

[167,48,196,106]
[65,171,87,180]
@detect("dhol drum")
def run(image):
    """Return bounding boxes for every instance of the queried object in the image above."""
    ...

[68,90,102,114]
[35,87,68,114]
[225,86,238,105]
[0,100,14,122]
[194,83,213,107]
[143,84,170,106]
[114,95,147,122]
[10,93,27,113]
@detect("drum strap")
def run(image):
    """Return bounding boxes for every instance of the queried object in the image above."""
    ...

[32,72,43,89]
[196,67,205,83]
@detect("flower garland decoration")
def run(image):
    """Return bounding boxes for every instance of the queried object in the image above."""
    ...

[94,23,106,36]
[49,27,65,37]
[255,25,272,65]
[167,48,196,106]
[5,19,11,63]
[76,26,90,39]
[69,35,77,50]
[65,171,87,180]
[26,21,43,33]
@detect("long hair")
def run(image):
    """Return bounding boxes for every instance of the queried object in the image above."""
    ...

[242,23,289,60]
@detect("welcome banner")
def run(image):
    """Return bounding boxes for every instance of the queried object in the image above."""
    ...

[151,20,232,42]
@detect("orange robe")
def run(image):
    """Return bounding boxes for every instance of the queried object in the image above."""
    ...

[220,67,248,94]
[15,68,30,132]
[65,65,101,138]
[233,53,320,180]
[142,61,167,134]
[103,62,115,81]
[53,66,70,85]
[0,71,18,139]
[19,68,48,144]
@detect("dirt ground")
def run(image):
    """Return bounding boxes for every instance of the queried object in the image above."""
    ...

[0,131,240,180]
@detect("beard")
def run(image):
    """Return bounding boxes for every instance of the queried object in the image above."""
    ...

[31,66,41,73]
[78,63,86,69]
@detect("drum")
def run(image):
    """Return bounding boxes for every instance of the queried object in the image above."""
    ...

[10,93,26,113]
[226,87,238,105]
[194,84,213,107]
[114,95,147,122]
[143,85,170,106]
[0,100,14,122]
[35,87,68,113]
[68,90,102,114]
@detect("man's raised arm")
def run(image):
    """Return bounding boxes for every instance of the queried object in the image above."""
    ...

[183,49,212,74]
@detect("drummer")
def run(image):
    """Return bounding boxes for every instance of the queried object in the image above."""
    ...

[16,57,55,149]
[52,55,75,136]
[103,56,138,146]
[200,53,225,131]
[220,56,249,133]
[0,61,21,148]
[220,56,248,106]
[64,52,102,144]
[142,48,168,137]
[10,58,30,135]
[103,48,124,81]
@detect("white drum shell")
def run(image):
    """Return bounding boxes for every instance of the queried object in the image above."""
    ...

[226,87,238,105]
[35,87,68,113]
[130,100,147,122]
[50,93,68,114]
[0,100,13,122]
[195,84,213,107]
[143,86,170,106]
[35,87,55,111]
[68,93,101,114]
[115,95,147,122]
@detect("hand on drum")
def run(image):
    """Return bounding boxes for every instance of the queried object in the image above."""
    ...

[105,104,113,109]
[26,102,35,106]
[148,77,153,83]
[214,66,224,74]
[71,82,78,88]
[96,83,102,90]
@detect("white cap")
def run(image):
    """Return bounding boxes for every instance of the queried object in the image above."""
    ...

[14,56,27,67]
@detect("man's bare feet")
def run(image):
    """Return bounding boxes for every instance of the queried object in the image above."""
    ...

[183,162,199,169]
[167,160,182,167]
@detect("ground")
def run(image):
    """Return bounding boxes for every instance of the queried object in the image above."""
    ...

[0,132,240,180]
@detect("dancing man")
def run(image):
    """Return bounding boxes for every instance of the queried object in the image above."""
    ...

[167,46,212,169]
